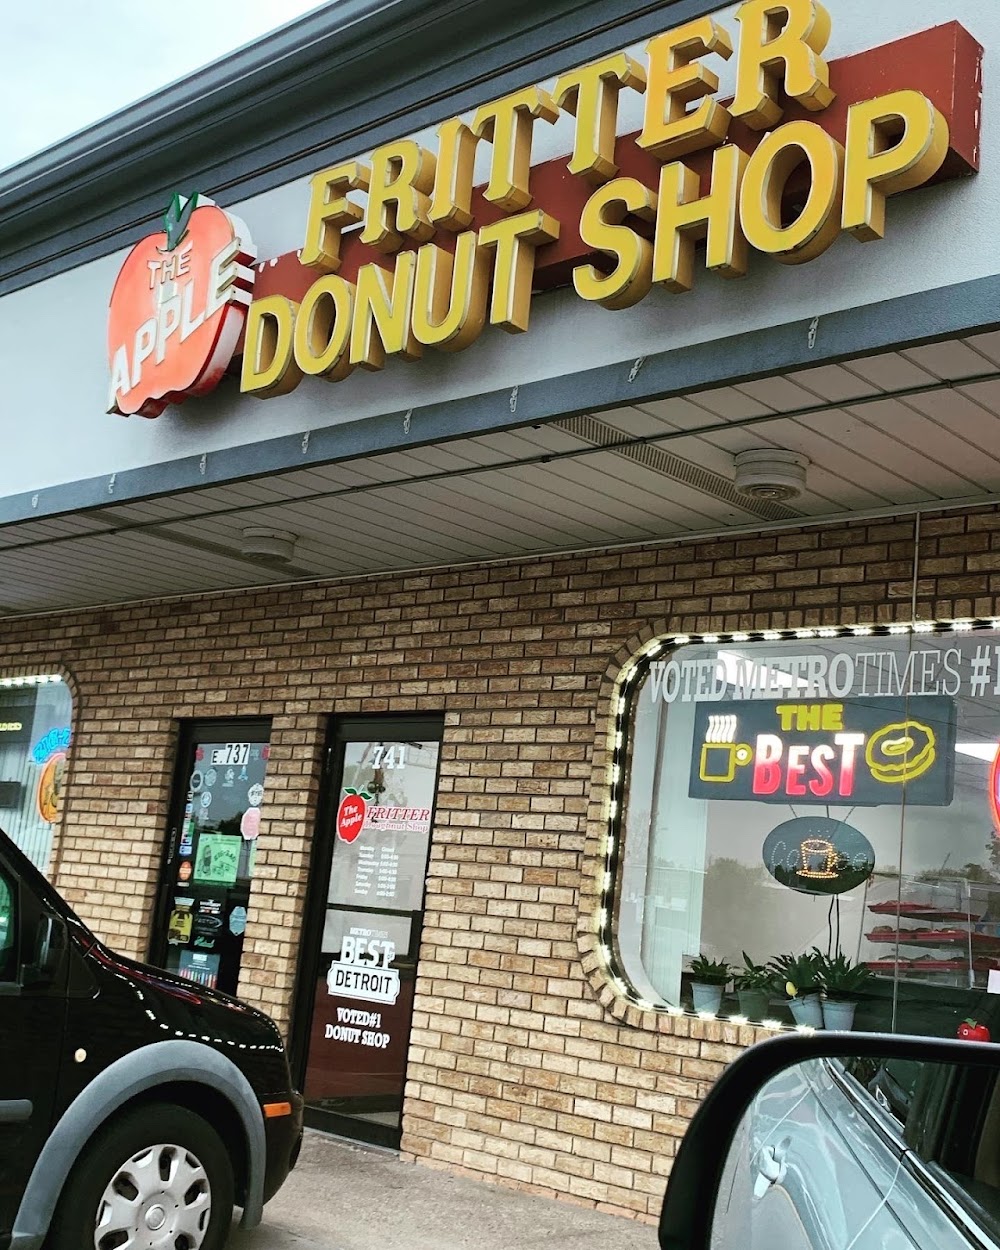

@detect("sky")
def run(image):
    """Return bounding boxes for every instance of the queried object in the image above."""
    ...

[0,0,327,171]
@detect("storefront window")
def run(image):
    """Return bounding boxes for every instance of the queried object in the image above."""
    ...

[0,675,72,873]
[614,625,1000,1038]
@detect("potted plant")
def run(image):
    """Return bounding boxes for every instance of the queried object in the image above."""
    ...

[688,955,733,1015]
[768,951,824,1028]
[814,948,873,1030]
[735,953,775,1022]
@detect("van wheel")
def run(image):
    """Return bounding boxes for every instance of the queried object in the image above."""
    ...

[49,1102,235,1250]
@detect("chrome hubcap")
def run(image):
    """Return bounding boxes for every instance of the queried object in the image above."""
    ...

[94,1142,211,1250]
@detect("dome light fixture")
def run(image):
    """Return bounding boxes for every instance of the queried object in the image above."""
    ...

[240,527,297,563]
[733,449,809,502]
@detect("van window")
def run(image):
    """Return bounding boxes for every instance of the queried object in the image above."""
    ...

[842,1055,925,1125]
[845,1056,1000,1241]
[0,870,16,981]
[911,1063,1000,1239]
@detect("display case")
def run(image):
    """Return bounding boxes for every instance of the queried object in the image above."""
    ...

[862,877,999,989]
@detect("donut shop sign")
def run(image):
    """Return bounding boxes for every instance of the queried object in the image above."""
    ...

[106,1,982,417]
[688,697,957,806]
[648,640,967,808]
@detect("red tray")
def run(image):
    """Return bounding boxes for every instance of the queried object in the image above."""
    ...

[867,930,1000,949]
[869,902,984,923]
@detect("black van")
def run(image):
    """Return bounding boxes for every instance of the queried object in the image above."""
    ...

[0,826,302,1250]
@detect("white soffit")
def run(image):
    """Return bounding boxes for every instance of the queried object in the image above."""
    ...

[1,335,999,614]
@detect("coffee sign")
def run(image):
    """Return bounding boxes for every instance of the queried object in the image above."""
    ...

[762,816,875,895]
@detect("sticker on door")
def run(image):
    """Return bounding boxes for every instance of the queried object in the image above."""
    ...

[326,930,399,1005]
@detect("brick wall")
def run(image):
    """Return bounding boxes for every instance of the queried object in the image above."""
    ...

[2,506,995,1221]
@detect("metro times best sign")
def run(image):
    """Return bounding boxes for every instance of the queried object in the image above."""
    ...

[688,697,956,807]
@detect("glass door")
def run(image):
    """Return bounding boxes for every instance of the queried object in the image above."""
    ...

[296,716,443,1148]
[150,719,271,997]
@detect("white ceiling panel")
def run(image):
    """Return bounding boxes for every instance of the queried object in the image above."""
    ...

[902,340,999,381]
[415,474,612,546]
[0,514,111,548]
[0,531,273,612]
[182,500,477,566]
[382,480,571,549]
[956,378,1000,417]
[590,407,667,438]
[526,450,755,528]
[889,394,1000,476]
[733,375,827,413]
[311,486,536,555]
[965,333,1000,368]
[679,387,772,422]
[837,400,984,495]
[840,353,938,392]
[783,364,881,404]
[438,467,637,544]
[632,395,727,430]
[491,460,671,533]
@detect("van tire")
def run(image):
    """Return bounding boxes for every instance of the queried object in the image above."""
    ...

[48,1101,235,1250]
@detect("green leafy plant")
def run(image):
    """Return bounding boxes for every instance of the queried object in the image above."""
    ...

[735,953,776,992]
[688,955,733,986]
[812,948,873,1000]
[768,951,821,998]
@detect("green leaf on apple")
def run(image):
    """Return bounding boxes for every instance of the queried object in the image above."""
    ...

[162,192,198,252]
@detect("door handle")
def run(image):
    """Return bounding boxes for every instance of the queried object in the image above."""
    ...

[753,1141,789,1199]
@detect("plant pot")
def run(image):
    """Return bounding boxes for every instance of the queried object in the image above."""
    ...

[788,992,824,1028]
[822,998,857,1031]
[691,982,725,1014]
[737,988,771,1022]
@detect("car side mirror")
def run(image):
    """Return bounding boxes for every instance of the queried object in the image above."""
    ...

[21,913,63,987]
[659,1032,1000,1250]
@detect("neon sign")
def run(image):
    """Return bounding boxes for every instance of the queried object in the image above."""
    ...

[989,747,1000,835]
[689,697,955,807]
[763,817,875,896]
[796,839,840,881]
[32,727,71,765]
[36,753,66,825]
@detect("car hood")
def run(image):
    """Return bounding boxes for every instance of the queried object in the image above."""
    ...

[84,937,284,1046]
